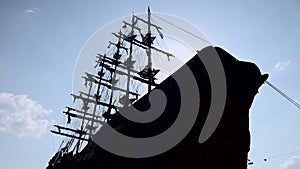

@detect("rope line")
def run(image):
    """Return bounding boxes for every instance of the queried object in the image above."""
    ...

[152,13,211,44]
[152,12,300,111]
[153,13,300,111]
[262,150,300,162]
[268,150,300,160]
[265,81,300,110]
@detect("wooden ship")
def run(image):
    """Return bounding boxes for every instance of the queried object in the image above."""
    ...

[46,7,269,169]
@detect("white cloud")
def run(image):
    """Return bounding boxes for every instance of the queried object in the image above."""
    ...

[281,156,300,169]
[0,92,52,138]
[25,8,39,14]
[275,60,291,72]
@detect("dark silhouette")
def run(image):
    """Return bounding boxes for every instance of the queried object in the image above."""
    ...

[47,46,267,169]
[201,47,269,169]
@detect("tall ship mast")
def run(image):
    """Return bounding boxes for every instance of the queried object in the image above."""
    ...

[46,7,270,169]
[47,7,174,168]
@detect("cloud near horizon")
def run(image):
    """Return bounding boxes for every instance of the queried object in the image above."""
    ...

[275,60,291,72]
[0,92,52,138]
[281,156,300,169]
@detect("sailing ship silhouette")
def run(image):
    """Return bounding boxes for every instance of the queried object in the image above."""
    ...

[46,7,268,169]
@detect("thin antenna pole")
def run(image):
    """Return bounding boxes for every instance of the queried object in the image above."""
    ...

[147,6,152,93]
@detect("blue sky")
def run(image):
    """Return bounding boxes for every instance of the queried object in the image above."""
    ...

[0,0,300,169]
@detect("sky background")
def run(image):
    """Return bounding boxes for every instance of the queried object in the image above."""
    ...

[0,0,300,169]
